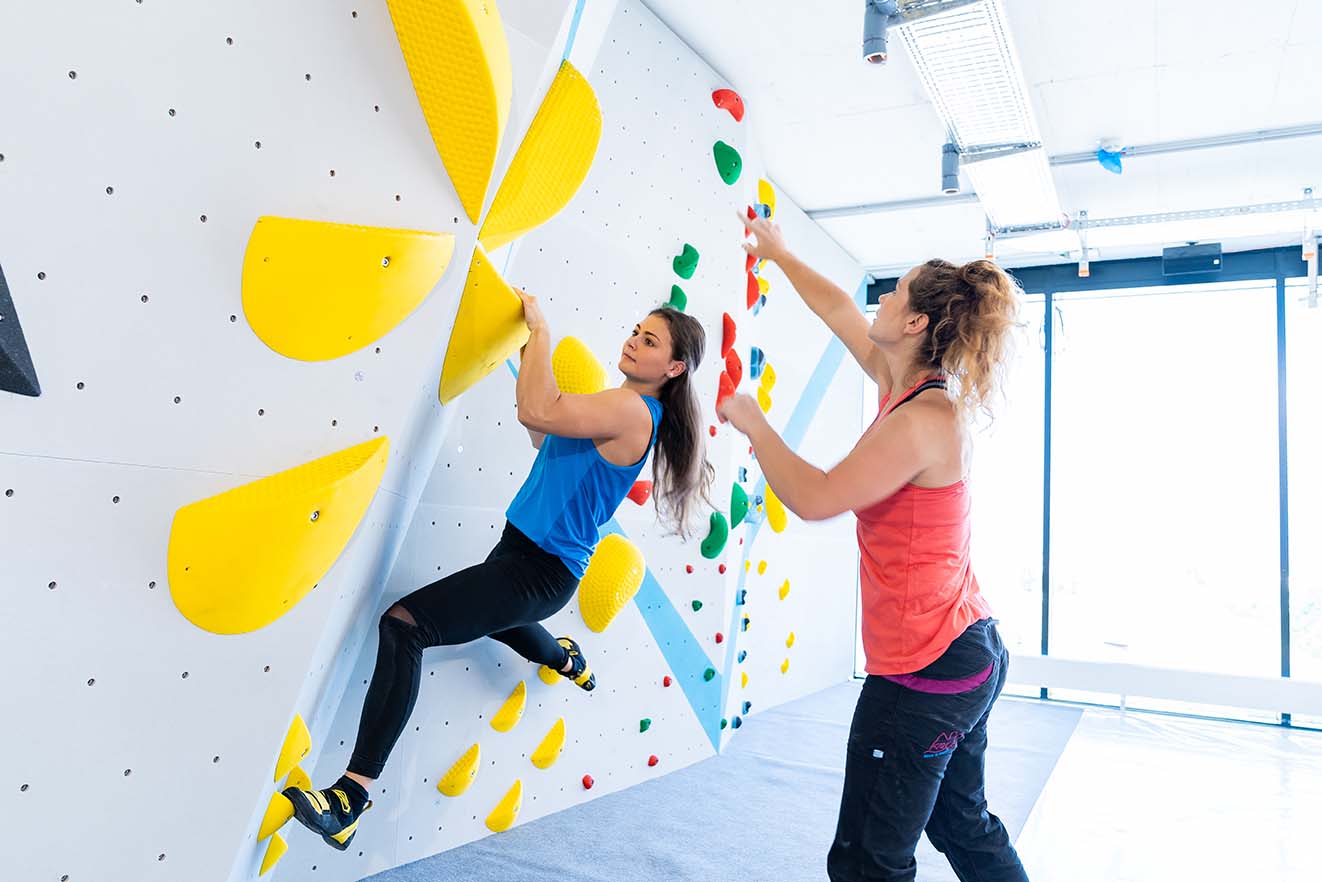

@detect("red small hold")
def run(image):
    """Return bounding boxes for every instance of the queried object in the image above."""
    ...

[745,252,756,273]
[716,371,735,422]
[744,205,756,237]
[686,564,694,574]
[647,754,659,768]
[746,272,759,310]
[709,425,717,437]
[627,480,653,506]
[739,538,744,545]
[719,563,727,574]
[725,349,743,388]
[582,774,594,790]
[663,675,673,687]
[722,312,737,358]
[715,632,724,644]
[712,88,745,122]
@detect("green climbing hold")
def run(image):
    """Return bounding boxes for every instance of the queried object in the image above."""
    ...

[673,243,699,280]
[713,141,743,185]
[691,600,703,612]
[730,483,749,528]
[640,718,652,733]
[720,718,728,730]
[700,512,730,560]
[668,284,687,312]
[703,667,716,682]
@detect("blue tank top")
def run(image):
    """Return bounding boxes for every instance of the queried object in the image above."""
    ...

[506,395,663,579]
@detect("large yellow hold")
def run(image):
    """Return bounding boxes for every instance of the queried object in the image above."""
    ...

[578,534,646,633]
[485,780,523,832]
[168,438,389,634]
[765,484,788,533]
[531,718,566,770]
[274,715,311,783]
[758,179,777,219]
[385,0,511,223]
[438,743,481,796]
[552,336,608,395]
[242,217,455,361]
[480,61,602,250]
[259,832,287,876]
[258,792,293,841]
[439,245,530,404]
[490,681,527,733]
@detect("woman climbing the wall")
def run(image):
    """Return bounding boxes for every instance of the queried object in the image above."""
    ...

[720,210,1030,882]
[284,296,713,851]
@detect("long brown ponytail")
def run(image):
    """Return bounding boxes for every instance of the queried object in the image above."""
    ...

[648,307,715,539]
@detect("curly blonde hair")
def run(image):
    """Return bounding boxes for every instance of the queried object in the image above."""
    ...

[906,258,1022,420]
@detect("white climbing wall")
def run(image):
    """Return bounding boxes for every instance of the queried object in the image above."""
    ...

[0,2,581,881]
[294,2,869,880]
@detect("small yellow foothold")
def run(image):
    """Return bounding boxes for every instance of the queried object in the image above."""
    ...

[259,832,287,876]
[284,764,311,794]
[778,579,790,600]
[757,386,772,413]
[258,792,294,841]
[438,743,481,797]
[758,179,777,219]
[757,275,770,296]
[537,664,562,686]
[781,658,790,674]
[760,363,777,390]
[531,718,566,770]
[765,485,788,534]
[743,560,751,573]
[491,681,527,732]
[741,671,749,688]
[757,560,767,575]
[274,715,311,783]
[485,780,523,832]
[786,631,796,648]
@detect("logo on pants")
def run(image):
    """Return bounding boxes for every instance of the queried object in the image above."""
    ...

[923,730,964,758]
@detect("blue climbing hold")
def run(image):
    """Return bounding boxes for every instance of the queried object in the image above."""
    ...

[737,650,747,663]
[742,701,752,714]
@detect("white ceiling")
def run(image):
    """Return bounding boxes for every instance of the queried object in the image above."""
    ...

[639,0,1322,272]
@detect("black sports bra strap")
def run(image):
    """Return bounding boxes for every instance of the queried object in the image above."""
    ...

[892,378,947,412]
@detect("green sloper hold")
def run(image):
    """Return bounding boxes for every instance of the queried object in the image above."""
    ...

[703,667,716,682]
[700,512,729,559]
[691,600,703,611]
[713,140,742,185]
[730,483,749,528]
[668,285,687,312]
[720,718,728,730]
[673,244,699,279]
[640,718,652,733]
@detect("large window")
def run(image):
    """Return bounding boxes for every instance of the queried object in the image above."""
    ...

[1049,282,1280,679]
[1287,281,1321,725]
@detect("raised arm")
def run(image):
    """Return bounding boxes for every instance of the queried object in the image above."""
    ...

[741,211,891,388]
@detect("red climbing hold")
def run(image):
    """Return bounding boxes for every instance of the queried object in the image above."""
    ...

[709,425,717,437]
[745,252,756,273]
[712,88,745,122]
[725,349,743,388]
[719,563,727,574]
[647,755,659,767]
[716,371,735,422]
[715,632,725,644]
[722,313,737,358]
[663,675,673,687]
[582,775,594,790]
[686,564,694,574]
[746,272,759,310]
[627,480,653,506]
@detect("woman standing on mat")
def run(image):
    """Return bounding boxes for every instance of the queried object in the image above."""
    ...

[721,211,1030,882]
[285,295,713,851]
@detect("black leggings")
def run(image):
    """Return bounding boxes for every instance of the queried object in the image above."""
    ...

[347,522,580,779]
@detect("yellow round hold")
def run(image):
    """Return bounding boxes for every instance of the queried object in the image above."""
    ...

[765,484,788,533]
[578,533,646,632]
[552,336,608,395]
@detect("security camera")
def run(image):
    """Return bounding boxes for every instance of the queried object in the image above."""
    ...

[864,0,900,64]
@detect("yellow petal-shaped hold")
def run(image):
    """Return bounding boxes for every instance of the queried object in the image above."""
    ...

[537,664,562,686]
[757,276,770,296]
[438,743,481,797]
[578,533,646,633]
[385,0,511,223]
[741,671,749,688]
[531,718,566,770]
[169,438,390,635]
[259,832,287,876]
[491,681,527,733]
[757,387,772,413]
[485,780,523,833]
[258,792,294,841]
[284,764,311,793]
[778,579,791,601]
[765,484,788,533]
[757,560,767,575]
[758,179,777,219]
[781,657,790,674]
[480,60,602,250]
[552,336,608,395]
[760,363,777,391]
[274,715,312,783]
[438,245,531,404]
[786,631,796,648]
[242,217,455,362]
